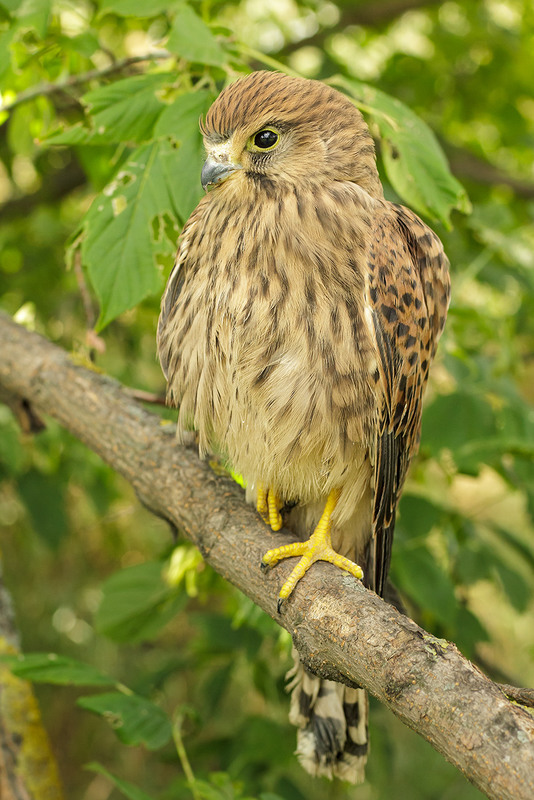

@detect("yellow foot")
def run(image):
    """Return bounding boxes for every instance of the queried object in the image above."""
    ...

[256,482,283,531]
[261,488,364,611]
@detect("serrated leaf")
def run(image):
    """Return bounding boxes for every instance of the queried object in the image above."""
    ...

[331,76,470,226]
[167,3,226,66]
[95,560,187,643]
[155,89,214,219]
[80,140,184,328]
[86,763,154,800]
[45,73,173,146]
[78,692,173,750]
[155,88,215,139]
[4,653,115,686]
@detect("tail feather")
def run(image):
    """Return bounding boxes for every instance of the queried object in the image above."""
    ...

[287,649,368,783]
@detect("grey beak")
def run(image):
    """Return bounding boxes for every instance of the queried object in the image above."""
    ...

[201,157,242,191]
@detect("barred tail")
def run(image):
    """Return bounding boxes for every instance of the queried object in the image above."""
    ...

[286,649,368,783]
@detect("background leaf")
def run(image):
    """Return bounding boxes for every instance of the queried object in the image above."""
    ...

[95,560,188,643]
[86,763,154,800]
[78,692,173,749]
[167,3,227,66]
[80,141,182,328]
[4,654,115,686]
[46,73,174,146]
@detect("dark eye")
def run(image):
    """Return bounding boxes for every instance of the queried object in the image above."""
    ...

[252,128,279,150]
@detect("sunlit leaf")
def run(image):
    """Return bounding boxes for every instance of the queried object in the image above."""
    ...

[167,3,226,66]
[99,0,176,16]
[45,73,173,146]
[79,140,183,328]
[155,89,215,218]
[4,654,114,686]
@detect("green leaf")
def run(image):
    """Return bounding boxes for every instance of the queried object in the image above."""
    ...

[0,411,25,474]
[10,0,51,37]
[78,692,173,750]
[167,3,226,66]
[86,763,154,800]
[4,654,115,686]
[45,73,173,146]
[155,90,214,219]
[331,76,470,226]
[496,562,530,612]
[453,606,489,657]
[392,544,458,625]
[422,391,496,463]
[95,560,187,643]
[397,494,444,541]
[0,29,15,85]
[17,469,68,549]
[99,0,176,16]
[79,140,183,328]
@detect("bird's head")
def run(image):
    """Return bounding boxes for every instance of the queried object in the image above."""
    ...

[200,71,383,198]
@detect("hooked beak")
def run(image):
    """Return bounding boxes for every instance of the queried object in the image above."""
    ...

[201,156,242,191]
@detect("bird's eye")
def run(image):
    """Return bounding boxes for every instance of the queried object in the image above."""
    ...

[248,127,280,152]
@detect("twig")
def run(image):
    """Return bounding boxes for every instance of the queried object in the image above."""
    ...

[0,52,172,116]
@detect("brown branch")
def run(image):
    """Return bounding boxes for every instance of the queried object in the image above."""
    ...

[0,310,533,800]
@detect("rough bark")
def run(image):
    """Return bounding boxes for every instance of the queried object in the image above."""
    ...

[0,311,533,800]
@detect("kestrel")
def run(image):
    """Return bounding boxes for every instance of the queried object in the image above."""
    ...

[157,71,450,783]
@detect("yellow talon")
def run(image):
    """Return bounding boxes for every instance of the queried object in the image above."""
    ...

[261,488,364,607]
[257,482,283,531]
[268,489,283,531]
[256,481,270,525]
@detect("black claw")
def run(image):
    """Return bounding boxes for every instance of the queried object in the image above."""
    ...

[277,597,285,614]
[260,560,270,573]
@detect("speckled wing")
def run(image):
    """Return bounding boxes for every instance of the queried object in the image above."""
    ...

[157,202,205,384]
[367,203,450,595]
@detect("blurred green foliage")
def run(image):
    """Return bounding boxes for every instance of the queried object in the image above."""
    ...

[0,1,533,799]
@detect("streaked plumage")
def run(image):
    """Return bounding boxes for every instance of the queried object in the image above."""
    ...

[158,71,450,782]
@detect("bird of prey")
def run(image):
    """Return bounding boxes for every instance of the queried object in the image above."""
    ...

[157,70,450,783]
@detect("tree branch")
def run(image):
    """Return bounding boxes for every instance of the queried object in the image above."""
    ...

[0,53,171,117]
[0,311,533,800]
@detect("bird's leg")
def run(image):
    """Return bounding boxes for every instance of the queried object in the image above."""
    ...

[261,488,364,609]
[256,482,283,531]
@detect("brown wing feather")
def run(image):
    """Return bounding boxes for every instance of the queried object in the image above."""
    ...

[367,203,450,594]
